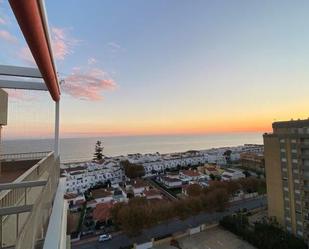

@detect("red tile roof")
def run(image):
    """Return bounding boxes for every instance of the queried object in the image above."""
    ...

[181,170,200,177]
[64,193,78,199]
[144,189,161,197]
[92,189,113,199]
[75,199,85,206]
[131,179,149,189]
[206,167,218,172]
[93,202,114,221]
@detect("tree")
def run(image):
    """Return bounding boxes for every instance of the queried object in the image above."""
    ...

[223,149,232,164]
[220,215,307,249]
[121,160,145,179]
[186,184,202,197]
[93,140,104,161]
[209,173,215,180]
[239,178,259,193]
[243,170,251,178]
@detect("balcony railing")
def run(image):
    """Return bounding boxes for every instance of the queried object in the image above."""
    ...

[0,151,60,249]
[0,151,50,162]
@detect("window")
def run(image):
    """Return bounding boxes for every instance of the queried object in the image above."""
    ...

[297,230,303,236]
[282,158,287,162]
[297,221,303,226]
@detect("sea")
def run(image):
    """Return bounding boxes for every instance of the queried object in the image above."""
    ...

[2,132,264,163]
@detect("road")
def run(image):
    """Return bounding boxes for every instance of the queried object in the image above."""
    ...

[72,196,266,249]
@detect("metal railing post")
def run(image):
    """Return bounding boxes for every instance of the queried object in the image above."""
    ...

[0,216,2,249]
[24,188,27,205]
[54,100,60,158]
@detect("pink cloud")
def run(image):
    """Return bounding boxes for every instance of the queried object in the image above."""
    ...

[0,29,17,43]
[51,27,77,60]
[17,27,77,65]
[62,68,117,101]
[0,18,6,25]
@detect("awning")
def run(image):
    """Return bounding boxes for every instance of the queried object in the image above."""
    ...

[9,0,61,101]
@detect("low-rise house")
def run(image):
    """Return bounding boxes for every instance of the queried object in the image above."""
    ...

[204,165,220,176]
[132,181,150,196]
[160,176,182,188]
[91,188,114,203]
[113,188,127,202]
[86,200,98,209]
[143,189,162,200]
[93,202,114,224]
[179,170,201,181]
[126,179,150,197]
[221,168,245,181]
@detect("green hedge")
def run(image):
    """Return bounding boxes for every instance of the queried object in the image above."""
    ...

[220,214,307,249]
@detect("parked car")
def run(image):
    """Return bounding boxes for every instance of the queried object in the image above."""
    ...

[98,234,112,242]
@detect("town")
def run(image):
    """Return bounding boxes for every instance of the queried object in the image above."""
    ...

[63,143,267,248]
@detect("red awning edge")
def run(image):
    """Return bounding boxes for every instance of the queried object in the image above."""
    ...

[9,0,60,101]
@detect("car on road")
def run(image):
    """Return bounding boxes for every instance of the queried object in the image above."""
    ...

[98,234,112,242]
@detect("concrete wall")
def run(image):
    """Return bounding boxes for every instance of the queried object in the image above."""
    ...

[0,89,8,126]
[135,241,153,249]
[264,135,285,226]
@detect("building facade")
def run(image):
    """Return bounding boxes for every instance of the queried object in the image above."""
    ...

[264,119,309,240]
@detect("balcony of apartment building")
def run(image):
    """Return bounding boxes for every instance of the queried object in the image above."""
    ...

[0,151,67,249]
[300,139,309,149]
[0,1,67,248]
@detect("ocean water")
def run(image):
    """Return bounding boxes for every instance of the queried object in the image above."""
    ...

[2,133,263,163]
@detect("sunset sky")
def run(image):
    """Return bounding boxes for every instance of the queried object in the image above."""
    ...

[1,0,309,139]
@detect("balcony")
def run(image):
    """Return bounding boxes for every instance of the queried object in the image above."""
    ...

[303,186,309,192]
[0,152,67,249]
[300,142,309,149]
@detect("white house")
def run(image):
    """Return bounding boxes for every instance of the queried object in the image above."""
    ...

[221,168,245,181]
[179,170,202,181]
[160,176,182,188]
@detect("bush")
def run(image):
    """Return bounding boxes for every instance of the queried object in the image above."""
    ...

[220,215,307,249]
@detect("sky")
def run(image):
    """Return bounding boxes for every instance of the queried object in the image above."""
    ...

[1,0,309,139]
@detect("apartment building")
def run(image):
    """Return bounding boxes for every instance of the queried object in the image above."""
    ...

[240,152,265,173]
[264,119,309,240]
[63,161,123,193]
